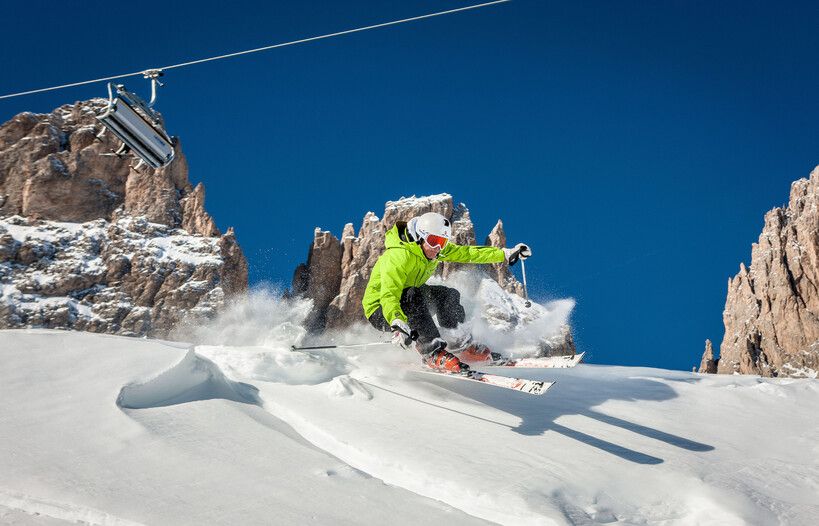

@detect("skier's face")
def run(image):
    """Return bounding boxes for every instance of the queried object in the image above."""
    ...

[422,239,441,260]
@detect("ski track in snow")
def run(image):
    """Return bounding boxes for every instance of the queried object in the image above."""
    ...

[0,488,145,526]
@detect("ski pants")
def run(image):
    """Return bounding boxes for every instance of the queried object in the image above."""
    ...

[368,285,466,345]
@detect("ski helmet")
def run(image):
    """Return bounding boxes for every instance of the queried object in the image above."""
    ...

[407,212,452,247]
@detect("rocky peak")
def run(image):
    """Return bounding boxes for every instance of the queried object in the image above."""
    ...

[291,228,344,332]
[702,166,819,378]
[293,194,527,331]
[485,220,525,297]
[0,100,219,237]
[698,339,718,374]
[0,101,248,337]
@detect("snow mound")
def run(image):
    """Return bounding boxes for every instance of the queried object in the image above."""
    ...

[117,348,260,409]
[327,375,373,400]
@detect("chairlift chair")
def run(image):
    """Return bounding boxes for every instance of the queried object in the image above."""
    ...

[95,70,175,169]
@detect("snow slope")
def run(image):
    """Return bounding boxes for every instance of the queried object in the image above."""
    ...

[0,330,489,526]
[1,329,818,525]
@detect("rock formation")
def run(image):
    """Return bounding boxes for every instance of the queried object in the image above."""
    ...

[293,194,575,355]
[485,220,525,297]
[0,101,247,337]
[698,339,718,374]
[292,228,345,332]
[701,166,819,378]
[292,194,504,330]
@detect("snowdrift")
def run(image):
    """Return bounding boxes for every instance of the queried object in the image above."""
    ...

[116,348,260,409]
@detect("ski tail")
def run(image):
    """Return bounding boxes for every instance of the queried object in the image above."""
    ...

[492,351,585,368]
[416,368,554,395]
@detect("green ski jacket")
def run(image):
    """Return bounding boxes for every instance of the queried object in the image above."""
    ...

[362,222,505,324]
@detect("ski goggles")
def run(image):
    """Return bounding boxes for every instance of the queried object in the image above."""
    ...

[424,234,449,249]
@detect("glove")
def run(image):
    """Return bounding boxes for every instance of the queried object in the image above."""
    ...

[503,243,532,266]
[390,319,418,349]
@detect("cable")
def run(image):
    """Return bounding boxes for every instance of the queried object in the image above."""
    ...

[0,0,511,100]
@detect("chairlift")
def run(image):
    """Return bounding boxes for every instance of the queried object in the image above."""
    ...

[95,70,175,169]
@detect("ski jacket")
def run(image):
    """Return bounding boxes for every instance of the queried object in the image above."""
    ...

[362,222,505,324]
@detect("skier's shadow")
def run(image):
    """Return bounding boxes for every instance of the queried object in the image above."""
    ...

[417,365,714,465]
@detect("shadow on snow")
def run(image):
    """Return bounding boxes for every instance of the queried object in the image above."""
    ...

[402,365,714,465]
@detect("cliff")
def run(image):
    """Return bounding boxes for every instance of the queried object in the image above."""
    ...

[701,166,819,378]
[0,101,247,337]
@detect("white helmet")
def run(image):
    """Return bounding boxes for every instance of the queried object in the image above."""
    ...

[407,212,452,244]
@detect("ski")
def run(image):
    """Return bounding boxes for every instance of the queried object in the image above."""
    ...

[488,351,585,369]
[417,367,554,395]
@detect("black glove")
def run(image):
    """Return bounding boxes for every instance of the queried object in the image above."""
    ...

[503,243,532,266]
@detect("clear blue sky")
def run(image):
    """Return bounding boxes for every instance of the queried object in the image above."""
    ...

[2,1,817,370]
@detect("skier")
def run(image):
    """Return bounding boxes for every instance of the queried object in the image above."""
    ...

[362,211,531,373]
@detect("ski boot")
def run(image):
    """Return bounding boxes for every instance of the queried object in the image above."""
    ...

[425,349,469,373]
[457,343,503,365]
[418,338,469,373]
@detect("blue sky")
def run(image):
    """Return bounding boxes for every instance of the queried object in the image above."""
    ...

[2,1,817,370]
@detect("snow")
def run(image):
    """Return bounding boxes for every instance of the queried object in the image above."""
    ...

[1,326,817,525]
[0,215,229,334]
[145,235,221,266]
[0,330,487,526]
[781,361,818,379]
[0,267,814,525]
[386,193,452,210]
[1,216,105,243]
[0,283,94,320]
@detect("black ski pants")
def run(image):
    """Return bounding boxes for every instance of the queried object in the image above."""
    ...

[368,285,466,345]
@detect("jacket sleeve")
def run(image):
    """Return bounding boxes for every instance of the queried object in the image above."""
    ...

[438,243,505,264]
[380,249,410,323]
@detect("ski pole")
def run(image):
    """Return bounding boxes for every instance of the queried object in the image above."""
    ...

[291,341,390,351]
[521,258,531,308]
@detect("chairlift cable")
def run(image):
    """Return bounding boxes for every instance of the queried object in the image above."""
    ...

[160,0,510,71]
[0,0,511,100]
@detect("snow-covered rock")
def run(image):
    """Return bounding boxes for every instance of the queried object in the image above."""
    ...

[0,101,248,338]
[0,215,243,338]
